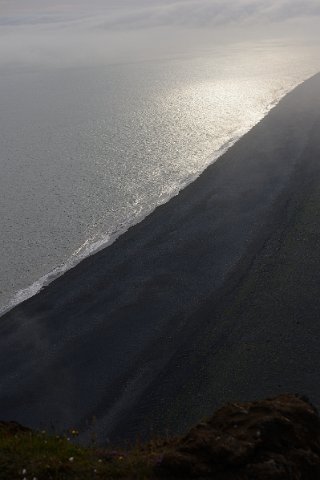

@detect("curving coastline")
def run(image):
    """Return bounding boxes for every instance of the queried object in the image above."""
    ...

[1,73,320,444]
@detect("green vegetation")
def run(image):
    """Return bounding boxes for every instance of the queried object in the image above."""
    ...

[1,395,319,479]
[0,423,166,480]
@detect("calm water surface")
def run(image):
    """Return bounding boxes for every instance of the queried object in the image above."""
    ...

[0,41,319,312]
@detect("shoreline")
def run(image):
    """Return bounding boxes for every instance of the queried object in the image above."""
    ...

[120,119,320,441]
[1,73,320,443]
[0,79,297,320]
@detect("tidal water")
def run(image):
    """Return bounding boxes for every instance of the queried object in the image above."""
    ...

[0,41,319,313]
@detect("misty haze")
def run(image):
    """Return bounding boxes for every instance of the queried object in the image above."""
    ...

[1,1,320,479]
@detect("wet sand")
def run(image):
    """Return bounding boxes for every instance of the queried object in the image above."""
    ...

[1,73,320,443]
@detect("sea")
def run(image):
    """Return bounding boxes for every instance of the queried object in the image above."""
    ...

[0,40,319,314]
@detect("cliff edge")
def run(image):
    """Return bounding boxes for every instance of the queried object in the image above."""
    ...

[1,394,320,479]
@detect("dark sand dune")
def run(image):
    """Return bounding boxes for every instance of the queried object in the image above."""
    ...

[1,74,320,443]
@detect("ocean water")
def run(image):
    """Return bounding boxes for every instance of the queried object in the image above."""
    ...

[0,41,319,314]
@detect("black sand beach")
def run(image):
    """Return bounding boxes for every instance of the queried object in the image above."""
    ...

[1,73,320,444]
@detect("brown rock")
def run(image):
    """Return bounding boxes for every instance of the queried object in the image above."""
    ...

[156,394,320,479]
[0,421,31,435]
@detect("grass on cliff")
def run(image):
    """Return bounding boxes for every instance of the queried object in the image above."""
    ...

[0,423,167,480]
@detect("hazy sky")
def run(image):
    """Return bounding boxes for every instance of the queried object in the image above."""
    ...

[0,0,319,67]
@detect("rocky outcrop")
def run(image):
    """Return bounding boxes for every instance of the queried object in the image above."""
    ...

[2,394,320,479]
[156,394,320,479]
[0,421,30,435]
